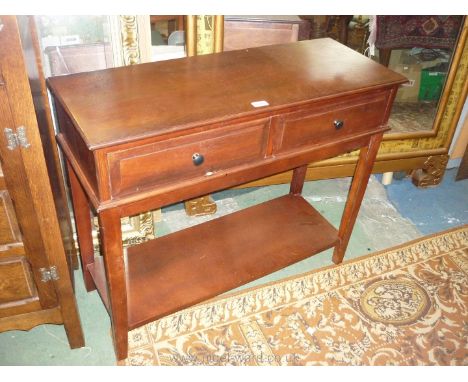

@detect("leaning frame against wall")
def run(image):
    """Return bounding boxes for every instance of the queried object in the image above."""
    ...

[243,17,468,189]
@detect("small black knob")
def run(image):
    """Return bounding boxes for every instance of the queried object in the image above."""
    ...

[192,152,204,166]
[334,120,344,130]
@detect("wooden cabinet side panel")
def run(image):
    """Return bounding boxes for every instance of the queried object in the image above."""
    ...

[0,176,40,317]
[17,16,79,276]
[0,16,83,345]
[0,80,58,309]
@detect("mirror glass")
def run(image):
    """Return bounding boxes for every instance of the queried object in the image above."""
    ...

[386,47,455,134]
[371,15,464,136]
[149,15,186,62]
[34,15,116,77]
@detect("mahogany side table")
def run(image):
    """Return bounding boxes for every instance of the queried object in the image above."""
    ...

[48,38,406,360]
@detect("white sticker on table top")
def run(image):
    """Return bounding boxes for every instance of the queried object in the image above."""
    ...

[251,100,270,108]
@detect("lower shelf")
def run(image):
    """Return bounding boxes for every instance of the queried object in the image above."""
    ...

[88,194,339,329]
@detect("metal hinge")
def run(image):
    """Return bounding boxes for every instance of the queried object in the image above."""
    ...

[39,266,59,283]
[4,126,31,150]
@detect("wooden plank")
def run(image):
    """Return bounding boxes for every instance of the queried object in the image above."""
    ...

[67,160,96,292]
[88,258,109,312]
[0,307,62,332]
[89,195,339,329]
[332,133,384,264]
[17,16,80,275]
[97,208,128,360]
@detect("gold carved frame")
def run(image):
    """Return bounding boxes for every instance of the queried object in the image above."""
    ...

[243,17,468,188]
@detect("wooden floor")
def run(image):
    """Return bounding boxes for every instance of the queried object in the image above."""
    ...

[88,194,339,329]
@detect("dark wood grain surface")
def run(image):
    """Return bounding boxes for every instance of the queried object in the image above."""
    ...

[17,16,80,279]
[88,194,339,329]
[47,38,406,149]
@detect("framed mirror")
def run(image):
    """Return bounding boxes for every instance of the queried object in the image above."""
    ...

[377,16,463,137]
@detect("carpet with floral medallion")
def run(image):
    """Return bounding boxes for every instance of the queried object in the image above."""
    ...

[121,225,468,366]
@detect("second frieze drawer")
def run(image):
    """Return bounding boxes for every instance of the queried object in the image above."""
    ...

[272,92,389,154]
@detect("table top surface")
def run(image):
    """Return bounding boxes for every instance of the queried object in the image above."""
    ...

[48,38,406,150]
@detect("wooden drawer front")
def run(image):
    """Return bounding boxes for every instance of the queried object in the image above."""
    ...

[109,120,270,196]
[0,191,21,245]
[273,93,388,154]
[0,256,37,305]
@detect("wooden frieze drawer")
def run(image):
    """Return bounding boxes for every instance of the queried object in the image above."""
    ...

[272,91,390,154]
[108,119,270,197]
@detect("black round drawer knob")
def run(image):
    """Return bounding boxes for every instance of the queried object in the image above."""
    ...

[192,153,204,166]
[334,120,344,130]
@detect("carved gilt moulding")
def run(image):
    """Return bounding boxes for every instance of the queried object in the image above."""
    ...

[119,15,142,65]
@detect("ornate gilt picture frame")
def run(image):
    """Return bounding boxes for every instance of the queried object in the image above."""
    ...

[243,16,468,188]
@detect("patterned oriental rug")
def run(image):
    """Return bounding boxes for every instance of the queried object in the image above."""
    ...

[121,225,468,366]
[375,16,463,50]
